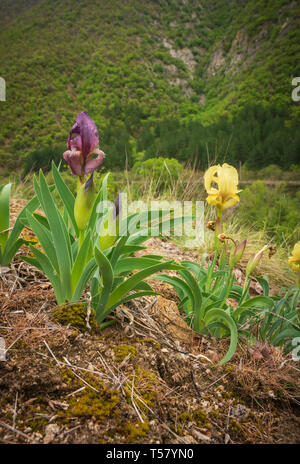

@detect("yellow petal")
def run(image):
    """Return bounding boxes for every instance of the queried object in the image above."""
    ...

[288,242,300,273]
[291,242,300,261]
[221,194,240,211]
[204,163,241,211]
[204,165,220,194]
[288,257,300,273]
[217,164,240,197]
[206,193,223,209]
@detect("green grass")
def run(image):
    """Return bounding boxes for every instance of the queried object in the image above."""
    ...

[6,165,299,290]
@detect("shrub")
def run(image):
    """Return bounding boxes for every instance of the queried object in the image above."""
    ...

[133,157,183,188]
[258,164,283,180]
[238,181,300,244]
[22,144,66,176]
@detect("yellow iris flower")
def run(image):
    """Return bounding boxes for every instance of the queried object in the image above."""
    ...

[288,241,300,273]
[204,163,242,212]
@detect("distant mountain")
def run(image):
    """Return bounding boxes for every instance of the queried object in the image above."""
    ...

[0,0,299,170]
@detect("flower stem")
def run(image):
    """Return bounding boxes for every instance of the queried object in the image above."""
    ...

[240,275,250,304]
[206,251,218,292]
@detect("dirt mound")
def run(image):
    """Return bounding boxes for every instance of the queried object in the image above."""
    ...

[0,266,299,444]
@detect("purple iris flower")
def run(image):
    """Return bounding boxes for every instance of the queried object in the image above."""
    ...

[63,112,105,177]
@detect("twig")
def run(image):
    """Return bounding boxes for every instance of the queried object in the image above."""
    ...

[200,373,229,393]
[226,405,231,432]
[130,377,144,423]
[85,292,92,331]
[66,386,86,398]
[160,423,186,444]
[70,370,100,393]
[0,420,33,442]
[60,425,81,437]
[160,385,181,400]
[36,350,107,380]
[43,340,61,366]
[189,352,213,364]
[190,369,202,398]
[5,334,23,353]
[12,391,18,429]
[97,351,120,384]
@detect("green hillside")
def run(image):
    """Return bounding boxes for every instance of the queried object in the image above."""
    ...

[0,0,299,171]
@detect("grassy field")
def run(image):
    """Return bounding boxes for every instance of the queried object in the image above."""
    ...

[2,162,299,291]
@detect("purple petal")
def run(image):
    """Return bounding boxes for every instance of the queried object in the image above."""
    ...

[67,121,81,151]
[113,192,122,219]
[63,150,83,176]
[236,239,247,254]
[84,150,105,175]
[84,172,94,192]
[69,134,82,152]
[76,112,99,158]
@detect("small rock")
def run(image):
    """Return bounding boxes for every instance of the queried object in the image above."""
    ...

[33,432,43,442]
[44,424,60,444]
[191,430,211,443]
[88,363,95,372]
[48,400,69,411]
[225,433,231,444]
[183,434,197,444]
[231,404,248,419]
[0,267,10,274]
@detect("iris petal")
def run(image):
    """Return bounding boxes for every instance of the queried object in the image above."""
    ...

[218,164,239,196]
[63,150,83,176]
[76,112,99,158]
[69,134,82,152]
[64,112,104,177]
[204,165,219,193]
[67,121,81,151]
[288,241,300,273]
[204,163,241,211]
[222,194,240,210]
[84,150,105,175]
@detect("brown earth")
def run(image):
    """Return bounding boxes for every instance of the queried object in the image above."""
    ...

[0,202,299,444]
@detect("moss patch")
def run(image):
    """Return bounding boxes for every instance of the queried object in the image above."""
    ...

[193,408,211,428]
[126,367,158,412]
[53,368,121,424]
[66,387,120,420]
[123,421,150,442]
[139,338,161,349]
[52,302,98,333]
[174,407,212,436]
[113,344,138,362]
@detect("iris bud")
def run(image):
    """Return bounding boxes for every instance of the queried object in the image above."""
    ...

[246,245,269,277]
[229,239,247,268]
[74,173,96,231]
[99,193,122,251]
